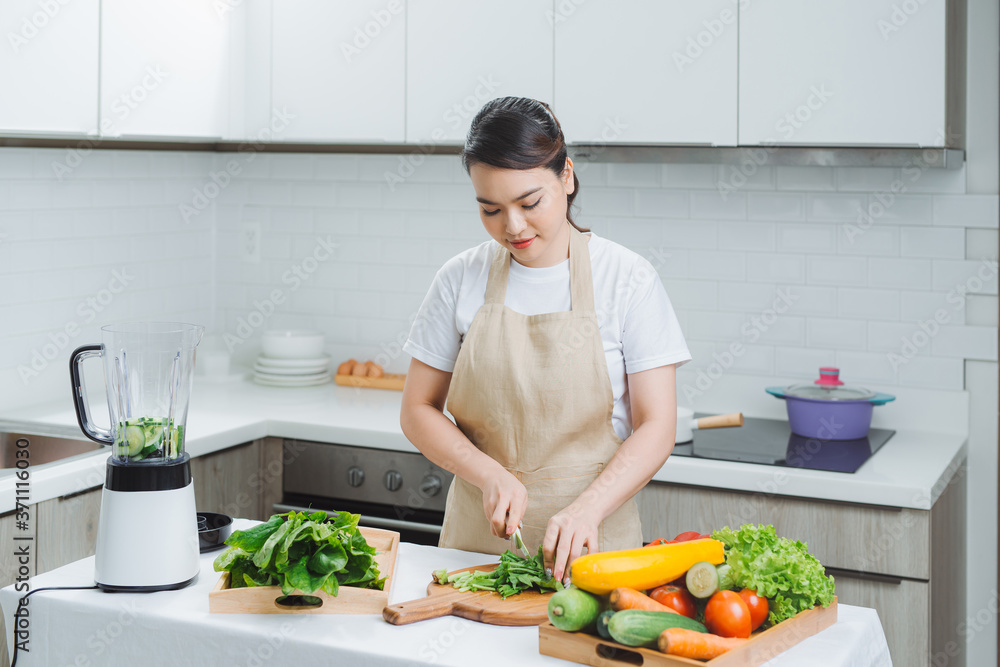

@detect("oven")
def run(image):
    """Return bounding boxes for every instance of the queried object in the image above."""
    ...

[277,439,454,545]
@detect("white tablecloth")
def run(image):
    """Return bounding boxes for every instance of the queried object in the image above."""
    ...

[2,521,892,666]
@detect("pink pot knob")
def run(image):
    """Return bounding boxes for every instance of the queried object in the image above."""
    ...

[815,367,844,386]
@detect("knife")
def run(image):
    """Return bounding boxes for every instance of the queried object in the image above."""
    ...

[511,525,531,559]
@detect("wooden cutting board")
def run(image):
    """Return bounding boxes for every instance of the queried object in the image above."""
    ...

[538,597,838,666]
[382,563,552,626]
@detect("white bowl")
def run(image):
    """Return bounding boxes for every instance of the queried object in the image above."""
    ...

[261,330,325,359]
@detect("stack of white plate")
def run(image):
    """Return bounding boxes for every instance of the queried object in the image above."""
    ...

[253,330,331,387]
[253,354,332,386]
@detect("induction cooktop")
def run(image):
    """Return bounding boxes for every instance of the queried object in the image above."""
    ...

[671,415,896,474]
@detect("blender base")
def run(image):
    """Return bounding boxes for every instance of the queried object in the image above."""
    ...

[94,473,200,591]
[96,576,198,593]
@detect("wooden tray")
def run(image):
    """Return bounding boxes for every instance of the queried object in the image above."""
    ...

[208,527,399,614]
[334,373,406,391]
[538,597,838,666]
[382,563,552,626]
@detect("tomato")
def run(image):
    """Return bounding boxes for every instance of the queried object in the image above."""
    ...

[738,589,769,631]
[649,585,697,619]
[645,538,679,547]
[673,531,702,542]
[704,590,752,639]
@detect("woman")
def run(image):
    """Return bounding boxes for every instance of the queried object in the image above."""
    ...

[400,97,690,582]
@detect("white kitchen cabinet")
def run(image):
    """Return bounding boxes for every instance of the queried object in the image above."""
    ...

[100,0,231,138]
[554,1,737,146]
[739,0,947,147]
[406,0,553,144]
[0,0,99,135]
[271,0,405,143]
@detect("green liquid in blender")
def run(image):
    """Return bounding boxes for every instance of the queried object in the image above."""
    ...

[114,417,184,461]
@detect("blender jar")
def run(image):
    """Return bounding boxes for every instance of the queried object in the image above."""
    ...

[70,322,204,462]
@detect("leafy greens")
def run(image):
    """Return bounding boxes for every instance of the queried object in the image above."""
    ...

[433,547,562,599]
[711,523,835,627]
[213,510,385,596]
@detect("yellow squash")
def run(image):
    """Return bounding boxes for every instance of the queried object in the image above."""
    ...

[570,539,725,594]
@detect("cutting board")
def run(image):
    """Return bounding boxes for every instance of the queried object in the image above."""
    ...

[334,373,406,391]
[538,597,838,666]
[382,563,552,626]
[208,527,399,615]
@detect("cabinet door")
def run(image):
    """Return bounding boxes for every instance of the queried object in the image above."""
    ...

[190,441,264,520]
[406,0,553,144]
[271,0,405,142]
[100,0,230,138]
[554,1,737,145]
[35,487,102,574]
[832,572,931,667]
[739,0,946,146]
[0,0,99,134]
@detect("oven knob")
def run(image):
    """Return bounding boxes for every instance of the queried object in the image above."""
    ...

[384,470,403,492]
[347,466,365,487]
[420,474,443,497]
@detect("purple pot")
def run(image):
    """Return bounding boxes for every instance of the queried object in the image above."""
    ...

[766,367,895,441]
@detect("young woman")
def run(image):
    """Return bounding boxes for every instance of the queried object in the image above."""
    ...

[400,97,690,582]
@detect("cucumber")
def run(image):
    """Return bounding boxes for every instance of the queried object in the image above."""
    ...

[124,425,145,456]
[685,561,720,599]
[547,588,602,632]
[607,609,707,647]
[596,610,616,639]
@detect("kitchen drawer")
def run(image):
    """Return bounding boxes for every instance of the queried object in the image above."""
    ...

[636,482,930,579]
[35,486,102,574]
[831,571,934,667]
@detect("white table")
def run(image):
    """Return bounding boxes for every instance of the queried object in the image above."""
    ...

[2,523,892,666]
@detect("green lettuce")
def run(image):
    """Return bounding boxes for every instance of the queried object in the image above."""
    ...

[711,524,835,627]
[213,510,385,596]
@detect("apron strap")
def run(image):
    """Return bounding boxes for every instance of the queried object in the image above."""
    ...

[483,223,593,311]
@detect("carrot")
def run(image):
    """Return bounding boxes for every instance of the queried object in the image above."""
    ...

[657,627,747,660]
[609,587,679,614]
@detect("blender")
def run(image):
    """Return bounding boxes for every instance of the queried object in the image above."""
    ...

[69,322,204,591]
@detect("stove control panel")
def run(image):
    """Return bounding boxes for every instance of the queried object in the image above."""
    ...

[282,440,454,513]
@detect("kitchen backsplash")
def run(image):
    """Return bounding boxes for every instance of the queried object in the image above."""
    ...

[0,147,997,409]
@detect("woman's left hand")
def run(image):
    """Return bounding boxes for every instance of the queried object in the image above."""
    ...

[542,502,600,584]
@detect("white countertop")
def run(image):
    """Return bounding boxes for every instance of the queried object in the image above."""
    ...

[0,378,967,514]
[1,520,891,667]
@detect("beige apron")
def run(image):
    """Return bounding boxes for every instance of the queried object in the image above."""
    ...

[438,224,643,555]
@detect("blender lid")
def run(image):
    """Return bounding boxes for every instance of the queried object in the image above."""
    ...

[783,367,876,401]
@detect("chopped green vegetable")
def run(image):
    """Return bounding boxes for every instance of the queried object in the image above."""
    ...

[711,524,835,628]
[436,547,563,599]
[213,510,385,597]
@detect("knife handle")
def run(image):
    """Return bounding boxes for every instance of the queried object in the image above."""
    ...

[695,413,745,429]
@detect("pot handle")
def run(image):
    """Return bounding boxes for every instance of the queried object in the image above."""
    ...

[869,392,896,406]
[765,386,788,399]
[69,344,114,446]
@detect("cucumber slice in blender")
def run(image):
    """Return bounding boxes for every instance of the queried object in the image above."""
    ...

[124,425,146,457]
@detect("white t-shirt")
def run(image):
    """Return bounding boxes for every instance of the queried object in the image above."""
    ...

[403,232,691,441]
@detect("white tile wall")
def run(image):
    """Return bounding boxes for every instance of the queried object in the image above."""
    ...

[0,148,996,408]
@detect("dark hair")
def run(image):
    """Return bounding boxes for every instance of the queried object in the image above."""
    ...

[461,97,587,233]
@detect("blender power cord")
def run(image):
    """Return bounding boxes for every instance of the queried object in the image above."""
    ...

[9,586,99,667]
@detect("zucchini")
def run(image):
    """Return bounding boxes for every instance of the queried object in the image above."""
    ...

[685,561,720,599]
[570,539,724,594]
[596,610,616,639]
[608,609,707,648]
[547,588,602,632]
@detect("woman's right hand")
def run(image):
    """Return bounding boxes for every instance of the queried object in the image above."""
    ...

[480,469,528,539]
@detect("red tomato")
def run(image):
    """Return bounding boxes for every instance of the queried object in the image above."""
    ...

[649,585,697,619]
[738,589,769,631]
[645,538,678,547]
[704,590,752,638]
[672,531,702,542]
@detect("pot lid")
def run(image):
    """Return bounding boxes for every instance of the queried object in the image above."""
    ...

[783,367,876,401]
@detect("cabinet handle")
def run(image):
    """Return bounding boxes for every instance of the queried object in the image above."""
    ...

[272,503,442,535]
[824,566,903,586]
